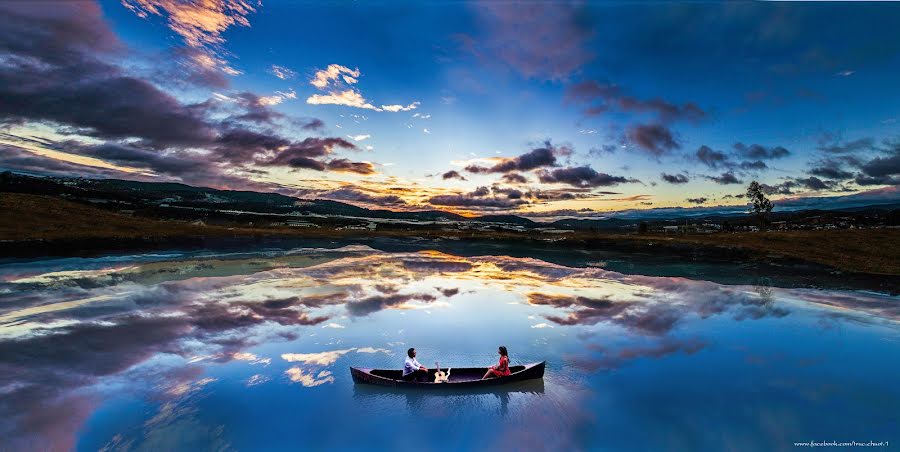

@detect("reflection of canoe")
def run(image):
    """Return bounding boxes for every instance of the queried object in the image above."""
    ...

[350,361,545,388]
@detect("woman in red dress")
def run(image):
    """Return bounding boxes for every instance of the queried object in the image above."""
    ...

[482,346,511,379]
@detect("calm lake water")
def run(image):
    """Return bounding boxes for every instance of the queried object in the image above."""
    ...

[1,242,898,451]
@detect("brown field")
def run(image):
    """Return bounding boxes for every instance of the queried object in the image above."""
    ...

[617,230,900,276]
[2,193,898,275]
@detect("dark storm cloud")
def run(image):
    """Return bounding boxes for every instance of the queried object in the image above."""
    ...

[627,123,680,156]
[761,181,797,195]
[855,175,900,186]
[693,145,776,173]
[321,188,408,207]
[428,194,528,209]
[566,80,707,123]
[526,187,598,201]
[739,160,768,170]
[259,138,373,175]
[661,172,689,184]
[537,166,638,188]
[794,176,834,191]
[501,173,528,184]
[0,2,353,186]
[686,197,707,204]
[695,145,729,168]
[706,171,743,185]
[733,143,790,160]
[325,159,376,175]
[227,92,287,124]
[442,170,467,181]
[467,2,595,81]
[74,142,211,177]
[465,143,561,174]
[809,165,853,180]
[214,128,294,163]
[859,153,900,178]
[300,118,325,131]
[0,2,217,147]
[519,208,602,219]
[0,144,127,179]
[817,136,875,154]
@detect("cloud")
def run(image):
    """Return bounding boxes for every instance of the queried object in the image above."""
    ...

[661,173,689,184]
[686,197,708,204]
[321,188,408,207]
[537,166,637,188]
[259,138,373,176]
[739,160,768,170]
[794,176,835,191]
[468,2,594,81]
[428,193,528,209]
[269,65,296,80]
[442,170,467,181]
[817,136,874,154]
[627,123,680,156]
[307,89,381,111]
[122,0,256,77]
[566,80,706,123]
[706,171,743,185]
[0,4,364,185]
[300,118,325,131]
[859,153,900,178]
[348,134,371,142]
[381,102,420,112]
[325,159,376,175]
[307,65,418,113]
[693,145,770,173]
[310,64,361,89]
[257,89,297,106]
[464,142,564,174]
[809,163,853,180]
[502,173,529,184]
[695,145,729,168]
[733,142,790,160]
[852,150,900,186]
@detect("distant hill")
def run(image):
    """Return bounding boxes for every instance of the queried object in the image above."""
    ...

[0,172,472,223]
[2,171,898,229]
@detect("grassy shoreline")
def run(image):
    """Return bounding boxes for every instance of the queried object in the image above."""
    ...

[3,193,899,276]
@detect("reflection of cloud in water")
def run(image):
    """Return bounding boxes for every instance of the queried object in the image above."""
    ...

[1,248,897,448]
[231,352,271,366]
[567,337,707,371]
[286,368,335,387]
[246,374,270,387]
[282,347,391,366]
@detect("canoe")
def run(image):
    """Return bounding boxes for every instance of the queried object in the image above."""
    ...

[350,361,545,388]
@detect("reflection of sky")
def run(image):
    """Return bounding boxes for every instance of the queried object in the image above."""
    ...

[1,246,898,450]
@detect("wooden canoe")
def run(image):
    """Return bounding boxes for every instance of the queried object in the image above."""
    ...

[350,361,545,388]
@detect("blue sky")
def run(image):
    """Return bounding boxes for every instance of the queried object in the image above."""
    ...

[1,1,899,215]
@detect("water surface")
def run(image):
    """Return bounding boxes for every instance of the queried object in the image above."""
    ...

[1,245,897,451]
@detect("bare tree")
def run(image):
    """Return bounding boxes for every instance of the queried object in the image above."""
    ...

[747,181,773,230]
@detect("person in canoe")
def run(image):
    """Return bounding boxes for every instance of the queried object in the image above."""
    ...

[402,347,428,382]
[482,346,511,379]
